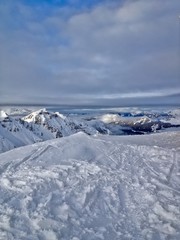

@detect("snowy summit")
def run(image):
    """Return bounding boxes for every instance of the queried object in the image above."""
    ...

[0,110,8,120]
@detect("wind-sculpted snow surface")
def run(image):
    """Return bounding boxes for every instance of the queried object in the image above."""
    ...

[0,132,180,240]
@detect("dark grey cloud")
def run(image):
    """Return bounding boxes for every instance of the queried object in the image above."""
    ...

[0,0,180,106]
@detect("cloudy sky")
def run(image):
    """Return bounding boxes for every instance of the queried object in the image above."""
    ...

[0,0,180,106]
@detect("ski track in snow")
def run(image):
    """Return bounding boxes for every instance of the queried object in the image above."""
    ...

[0,132,180,240]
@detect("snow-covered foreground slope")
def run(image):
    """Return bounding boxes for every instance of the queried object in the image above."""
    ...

[0,132,180,240]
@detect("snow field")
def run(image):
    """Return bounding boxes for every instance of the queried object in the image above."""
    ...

[0,132,179,239]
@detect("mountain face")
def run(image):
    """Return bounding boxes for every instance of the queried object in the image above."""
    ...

[0,108,179,154]
[22,109,97,137]
[0,109,98,153]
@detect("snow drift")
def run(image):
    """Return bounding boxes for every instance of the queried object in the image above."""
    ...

[0,132,179,240]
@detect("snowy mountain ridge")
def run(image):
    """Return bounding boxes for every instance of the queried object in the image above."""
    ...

[0,108,179,154]
[0,108,98,153]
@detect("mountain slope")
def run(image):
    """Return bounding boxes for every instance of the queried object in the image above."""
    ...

[0,108,180,154]
[0,132,179,240]
[0,115,42,153]
[0,109,97,153]
[22,108,97,138]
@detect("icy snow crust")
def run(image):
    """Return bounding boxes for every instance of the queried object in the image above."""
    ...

[0,132,180,240]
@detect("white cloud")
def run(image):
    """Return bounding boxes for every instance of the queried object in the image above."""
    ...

[0,0,180,105]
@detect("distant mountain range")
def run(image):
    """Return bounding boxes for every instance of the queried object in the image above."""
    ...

[0,108,180,153]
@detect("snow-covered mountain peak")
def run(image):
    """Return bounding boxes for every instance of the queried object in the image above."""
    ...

[0,110,8,120]
[27,109,63,123]
[22,108,49,123]
[134,116,151,125]
[22,108,66,124]
[0,107,179,154]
